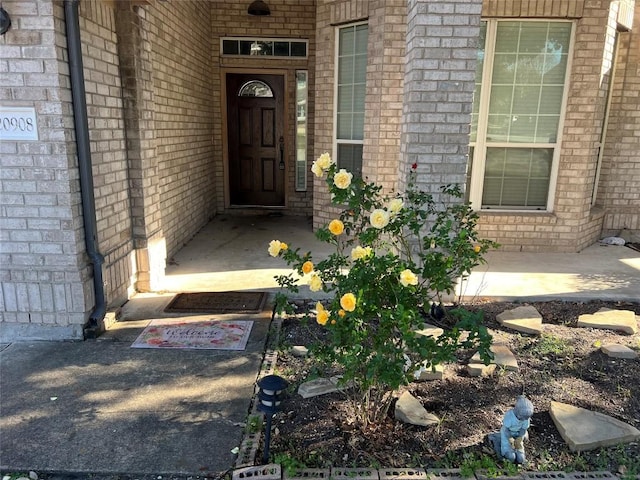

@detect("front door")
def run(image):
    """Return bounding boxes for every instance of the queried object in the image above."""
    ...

[227,73,285,206]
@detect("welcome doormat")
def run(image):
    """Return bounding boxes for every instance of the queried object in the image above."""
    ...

[164,291,268,314]
[131,318,254,350]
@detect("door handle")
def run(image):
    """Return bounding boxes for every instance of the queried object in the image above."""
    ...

[279,136,285,170]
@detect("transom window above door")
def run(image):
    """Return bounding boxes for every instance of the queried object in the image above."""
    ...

[221,37,308,58]
[469,20,573,211]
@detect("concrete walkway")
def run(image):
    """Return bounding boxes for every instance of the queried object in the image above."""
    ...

[459,242,640,302]
[157,214,639,303]
[0,309,271,478]
[1,215,639,479]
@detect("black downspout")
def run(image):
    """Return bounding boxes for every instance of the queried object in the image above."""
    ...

[64,0,106,338]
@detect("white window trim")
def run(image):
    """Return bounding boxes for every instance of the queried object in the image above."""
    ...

[332,21,368,165]
[469,19,575,213]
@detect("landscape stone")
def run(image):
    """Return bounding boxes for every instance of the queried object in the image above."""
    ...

[395,391,440,426]
[290,345,309,357]
[601,344,638,359]
[496,305,543,335]
[471,344,519,371]
[577,308,638,334]
[467,363,496,377]
[414,363,444,381]
[549,401,640,451]
[415,323,444,338]
[298,377,344,399]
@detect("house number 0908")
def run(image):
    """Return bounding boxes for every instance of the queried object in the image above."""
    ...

[0,107,39,140]
[2,116,35,132]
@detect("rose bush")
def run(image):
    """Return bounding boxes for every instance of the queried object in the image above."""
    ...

[270,153,496,426]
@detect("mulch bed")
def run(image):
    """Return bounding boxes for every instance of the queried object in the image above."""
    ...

[266,300,640,472]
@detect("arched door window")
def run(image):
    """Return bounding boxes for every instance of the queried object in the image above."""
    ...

[238,80,274,97]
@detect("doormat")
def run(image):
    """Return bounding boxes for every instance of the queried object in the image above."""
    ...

[131,318,254,350]
[626,242,640,253]
[164,291,268,314]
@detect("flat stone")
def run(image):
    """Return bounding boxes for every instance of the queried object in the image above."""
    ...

[298,377,344,399]
[414,323,444,338]
[290,345,309,357]
[471,344,519,371]
[577,308,638,334]
[550,401,640,452]
[413,363,444,381]
[394,391,440,426]
[467,363,496,377]
[496,305,543,335]
[601,344,638,359]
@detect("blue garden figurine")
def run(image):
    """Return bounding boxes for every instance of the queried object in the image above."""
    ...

[487,395,534,464]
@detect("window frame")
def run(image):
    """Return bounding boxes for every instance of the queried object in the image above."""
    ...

[333,21,368,178]
[469,19,575,212]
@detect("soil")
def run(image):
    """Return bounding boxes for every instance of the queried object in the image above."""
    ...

[266,300,640,472]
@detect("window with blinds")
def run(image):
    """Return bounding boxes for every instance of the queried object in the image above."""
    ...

[470,20,572,210]
[335,23,368,178]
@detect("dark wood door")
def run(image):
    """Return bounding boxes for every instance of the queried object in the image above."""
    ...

[227,73,285,206]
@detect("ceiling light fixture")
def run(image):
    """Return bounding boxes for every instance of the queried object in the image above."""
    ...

[248,0,270,16]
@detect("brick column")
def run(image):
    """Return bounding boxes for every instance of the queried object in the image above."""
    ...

[115,2,165,292]
[401,0,482,202]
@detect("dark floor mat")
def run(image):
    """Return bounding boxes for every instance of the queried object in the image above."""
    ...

[626,242,640,253]
[164,291,268,314]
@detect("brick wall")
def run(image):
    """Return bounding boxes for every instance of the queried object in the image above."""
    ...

[0,1,90,339]
[146,1,216,259]
[312,0,342,227]
[363,0,406,193]
[211,0,317,217]
[79,0,134,305]
[599,4,640,235]
[482,0,584,17]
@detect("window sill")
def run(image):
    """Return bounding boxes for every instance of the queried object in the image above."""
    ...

[478,210,556,220]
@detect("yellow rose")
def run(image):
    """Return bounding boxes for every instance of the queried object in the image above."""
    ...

[370,209,390,229]
[474,245,481,253]
[302,260,314,274]
[280,242,288,251]
[340,292,356,312]
[311,161,324,178]
[268,240,283,257]
[333,169,353,189]
[338,309,346,318]
[351,245,373,261]
[316,152,332,169]
[387,198,404,214]
[399,269,418,287]
[328,219,344,236]
[309,273,323,292]
[316,301,329,326]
